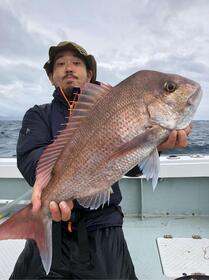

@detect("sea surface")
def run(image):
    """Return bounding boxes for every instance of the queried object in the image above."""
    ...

[0,120,208,158]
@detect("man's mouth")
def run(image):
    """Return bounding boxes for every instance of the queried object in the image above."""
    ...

[63,74,77,81]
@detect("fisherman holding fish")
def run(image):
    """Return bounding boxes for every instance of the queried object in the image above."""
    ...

[2,41,195,279]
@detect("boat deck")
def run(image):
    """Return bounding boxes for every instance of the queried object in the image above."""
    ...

[0,155,209,279]
[1,216,209,280]
[124,216,209,280]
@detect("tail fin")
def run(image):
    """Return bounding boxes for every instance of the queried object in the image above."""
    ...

[0,203,52,274]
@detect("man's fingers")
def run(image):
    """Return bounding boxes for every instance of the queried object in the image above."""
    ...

[49,201,61,222]
[184,123,192,136]
[166,130,178,148]
[158,130,177,151]
[32,197,41,213]
[31,188,41,213]
[176,130,188,148]
[49,200,73,222]
[59,201,72,221]
[158,123,192,151]
[66,199,74,210]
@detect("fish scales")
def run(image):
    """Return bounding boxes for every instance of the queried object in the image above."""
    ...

[43,85,151,202]
[0,70,202,274]
[42,74,169,203]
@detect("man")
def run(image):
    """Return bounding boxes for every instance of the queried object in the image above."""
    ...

[10,41,192,279]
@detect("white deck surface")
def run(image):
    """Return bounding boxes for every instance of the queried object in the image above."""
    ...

[123,216,209,280]
[0,239,25,279]
[1,216,209,280]
[0,155,209,279]
[157,237,209,279]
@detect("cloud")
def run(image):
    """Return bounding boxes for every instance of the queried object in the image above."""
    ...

[0,2,46,62]
[0,0,209,119]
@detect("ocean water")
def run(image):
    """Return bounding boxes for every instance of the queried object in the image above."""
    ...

[0,120,208,158]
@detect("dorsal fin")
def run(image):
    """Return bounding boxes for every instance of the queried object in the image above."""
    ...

[35,82,113,192]
[69,83,112,117]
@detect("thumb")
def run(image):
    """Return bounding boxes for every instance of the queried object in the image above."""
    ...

[31,187,42,213]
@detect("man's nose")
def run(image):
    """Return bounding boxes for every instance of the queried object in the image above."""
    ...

[65,61,74,72]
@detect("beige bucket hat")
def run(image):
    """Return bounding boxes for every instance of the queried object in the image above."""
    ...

[43,41,97,83]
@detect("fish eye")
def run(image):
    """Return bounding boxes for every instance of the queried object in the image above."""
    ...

[164,81,177,93]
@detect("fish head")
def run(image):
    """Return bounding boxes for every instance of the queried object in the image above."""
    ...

[135,70,203,130]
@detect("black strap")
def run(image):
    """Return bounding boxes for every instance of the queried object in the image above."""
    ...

[77,217,91,264]
[51,221,62,269]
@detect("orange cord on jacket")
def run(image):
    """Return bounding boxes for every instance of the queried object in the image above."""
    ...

[59,87,77,114]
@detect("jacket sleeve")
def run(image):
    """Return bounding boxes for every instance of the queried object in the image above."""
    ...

[125,165,142,177]
[16,105,52,186]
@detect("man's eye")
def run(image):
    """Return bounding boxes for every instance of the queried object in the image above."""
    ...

[73,61,81,65]
[55,59,65,66]
[57,61,65,66]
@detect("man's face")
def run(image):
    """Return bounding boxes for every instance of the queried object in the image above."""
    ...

[49,50,93,91]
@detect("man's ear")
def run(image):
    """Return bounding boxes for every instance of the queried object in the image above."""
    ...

[48,73,54,85]
[87,70,93,83]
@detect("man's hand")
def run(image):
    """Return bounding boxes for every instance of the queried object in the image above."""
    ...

[158,123,192,151]
[49,200,73,222]
[32,185,73,221]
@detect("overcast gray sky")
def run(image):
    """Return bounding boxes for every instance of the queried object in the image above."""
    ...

[0,0,209,120]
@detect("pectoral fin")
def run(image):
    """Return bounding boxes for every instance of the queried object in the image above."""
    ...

[139,148,160,190]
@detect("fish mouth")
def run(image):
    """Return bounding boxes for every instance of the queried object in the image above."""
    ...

[176,86,202,130]
[188,86,202,106]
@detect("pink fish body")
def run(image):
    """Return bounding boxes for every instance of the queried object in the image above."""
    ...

[0,70,202,274]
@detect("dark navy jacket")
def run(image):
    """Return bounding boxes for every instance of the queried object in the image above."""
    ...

[16,88,141,229]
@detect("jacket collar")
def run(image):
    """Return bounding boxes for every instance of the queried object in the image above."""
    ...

[52,87,80,108]
[52,81,101,108]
